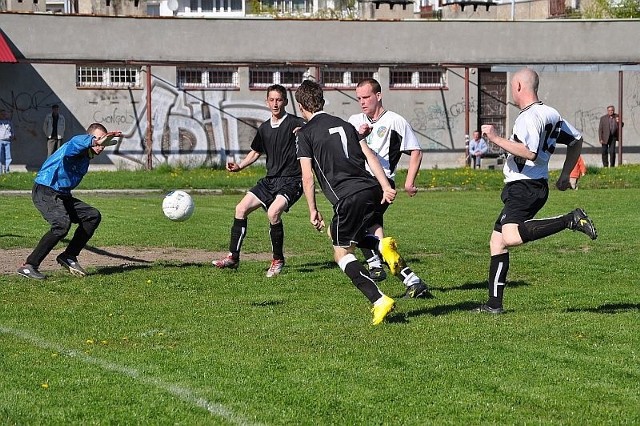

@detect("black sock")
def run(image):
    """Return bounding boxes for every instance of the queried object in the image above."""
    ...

[487,252,509,309]
[229,218,247,259]
[356,234,379,251]
[343,257,382,303]
[270,222,284,261]
[519,214,572,243]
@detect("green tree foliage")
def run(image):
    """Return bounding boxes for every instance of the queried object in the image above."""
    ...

[583,0,640,18]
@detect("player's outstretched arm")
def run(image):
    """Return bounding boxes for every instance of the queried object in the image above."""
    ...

[300,158,324,231]
[556,138,583,191]
[481,124,536,160]
[360,141,396,204]
[95,131,122,146]
[227,150,261,172]
[404,149,422,197]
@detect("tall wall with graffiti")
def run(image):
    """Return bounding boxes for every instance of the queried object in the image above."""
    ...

[2,63,639,171]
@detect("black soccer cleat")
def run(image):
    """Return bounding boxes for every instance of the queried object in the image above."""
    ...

[56,254,88,277]
[17,263,46,280]
[472,304,504,314]
[569,208,598,240]
[368,266,387,282]
[403,281,435,299]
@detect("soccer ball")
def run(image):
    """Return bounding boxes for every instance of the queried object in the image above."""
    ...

[162,190,194,222]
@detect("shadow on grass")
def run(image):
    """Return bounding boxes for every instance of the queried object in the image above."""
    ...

[295,260,338,273]
[401,301,482,319]
[249,300,285,307]
[84,244,153,263]
[94,261,207,275]
[564,303,640,314]
[435,280,529,292]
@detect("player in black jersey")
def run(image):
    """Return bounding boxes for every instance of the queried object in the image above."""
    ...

[213,85,305,277]
[295,80,420,325]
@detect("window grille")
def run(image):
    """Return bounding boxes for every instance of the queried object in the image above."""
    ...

[389,68,447,89]
[76,66,141,89]
[177,67,239,89]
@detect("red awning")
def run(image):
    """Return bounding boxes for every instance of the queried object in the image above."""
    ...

[0,32,17,63]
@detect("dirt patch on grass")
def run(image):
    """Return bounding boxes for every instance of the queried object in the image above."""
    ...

[2,246,274,276]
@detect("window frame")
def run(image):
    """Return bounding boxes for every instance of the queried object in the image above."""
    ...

[249,67,308,89]
[76,65,142,89]
[389,67,448,90]
[176,66,240,90]
[320,67,379,89]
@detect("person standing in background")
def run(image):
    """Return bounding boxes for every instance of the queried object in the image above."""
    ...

[43,104,66,157]
[598,105,623,167]
[0,109,15,174]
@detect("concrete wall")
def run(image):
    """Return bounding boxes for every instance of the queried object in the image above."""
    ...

[1,14,639,170]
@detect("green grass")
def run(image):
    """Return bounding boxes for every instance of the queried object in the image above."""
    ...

[1,167,639,424]
[2,163,639,192]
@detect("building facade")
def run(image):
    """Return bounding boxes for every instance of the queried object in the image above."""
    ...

[1,14,639,170]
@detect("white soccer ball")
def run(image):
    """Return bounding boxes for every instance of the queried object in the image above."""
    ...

[162,190,194,222]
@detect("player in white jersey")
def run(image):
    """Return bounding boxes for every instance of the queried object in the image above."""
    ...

[347,78,432,299]
[476,68,598,314]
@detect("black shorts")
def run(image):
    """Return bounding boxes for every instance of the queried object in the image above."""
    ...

[331,186,382,248]
[249,176,302,212]
[494,179,549,232]
[368,177,395,229]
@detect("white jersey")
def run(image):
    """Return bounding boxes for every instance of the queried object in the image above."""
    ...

[504,102,581,183]
[348,110,421,180]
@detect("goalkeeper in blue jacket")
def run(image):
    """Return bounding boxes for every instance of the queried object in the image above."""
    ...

[17,122,121,280]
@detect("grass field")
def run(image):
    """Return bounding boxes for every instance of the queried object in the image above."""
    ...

[1,166,639,424]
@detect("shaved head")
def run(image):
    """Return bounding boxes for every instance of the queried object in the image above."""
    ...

[514,68,539,93]
[511,68,540,108]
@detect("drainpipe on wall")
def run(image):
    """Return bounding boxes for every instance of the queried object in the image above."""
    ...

[618,70,623,165]
[146,65,153,170]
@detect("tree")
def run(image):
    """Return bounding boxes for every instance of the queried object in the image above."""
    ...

[583,0,640,18]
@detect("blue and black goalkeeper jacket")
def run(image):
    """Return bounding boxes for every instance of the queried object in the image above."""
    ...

[34,134,94,194]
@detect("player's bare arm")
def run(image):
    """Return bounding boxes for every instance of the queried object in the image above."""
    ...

[404,149,422,197]
[481,124,536,160]
[95,131,122,146]
[360,141,396,204]
[300,157,325,231]
[227,150,261,172]
[556,138,583,191]
[358,123,372,138]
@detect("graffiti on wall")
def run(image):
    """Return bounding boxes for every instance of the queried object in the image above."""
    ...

[627,73,640,137]
[95,79,270,168]
[409,97,478,150]
[0,89,59,138]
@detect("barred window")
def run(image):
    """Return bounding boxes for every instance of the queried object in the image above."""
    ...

[76,66,142,89]
[389,68,447,89]
[177,67,239,89]
[249,67,308,88]
[321,67,378,88]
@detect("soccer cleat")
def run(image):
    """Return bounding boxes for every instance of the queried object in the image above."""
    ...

[56,254,87,277]
[569,208,598,240]
[213,253,239,269]
[403,281,434,299]
[378,237,406,276]
[17,264,46,280]
[368,266,387,282]
[266,259,284,278]
[371,295,395,325]
[472,304,504,314]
